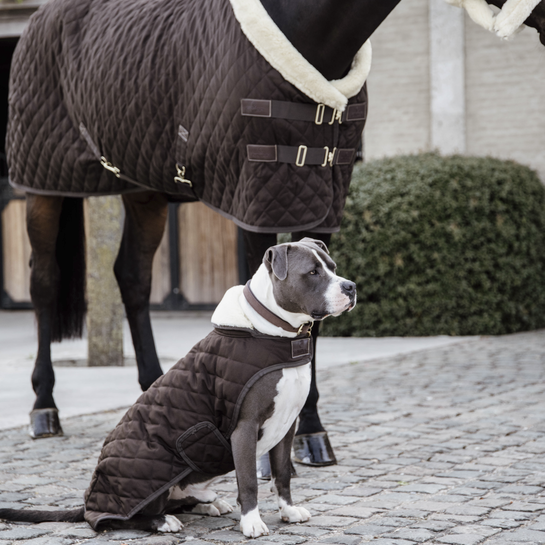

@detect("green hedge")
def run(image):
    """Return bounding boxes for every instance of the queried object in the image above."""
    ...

[323,153,545,337]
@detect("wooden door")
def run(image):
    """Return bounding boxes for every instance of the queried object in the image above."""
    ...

[1,196,31,305]
[178,203,239,304]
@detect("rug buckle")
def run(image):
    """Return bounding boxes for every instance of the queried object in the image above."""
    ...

[295,145,307,167]
[315,104,325,125]
[328,109,342,125]
[328,147,337,167]
[174,164,192,186]
[100,156,121,178]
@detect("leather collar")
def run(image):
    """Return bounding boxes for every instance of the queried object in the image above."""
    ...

[243,281,312,337]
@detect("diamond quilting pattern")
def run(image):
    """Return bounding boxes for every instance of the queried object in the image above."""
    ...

[83,328,312,529]
[7,0,367,231]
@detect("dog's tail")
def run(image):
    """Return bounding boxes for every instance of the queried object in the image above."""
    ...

[0,506,85,523]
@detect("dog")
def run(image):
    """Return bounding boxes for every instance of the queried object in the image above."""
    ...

[0,238,356,538]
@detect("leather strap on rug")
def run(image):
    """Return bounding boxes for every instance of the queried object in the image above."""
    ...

[241,99,367,124]
[247,145,355,167]
[243,282,312,336]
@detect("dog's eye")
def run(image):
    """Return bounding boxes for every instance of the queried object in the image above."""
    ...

[309,270,318,275]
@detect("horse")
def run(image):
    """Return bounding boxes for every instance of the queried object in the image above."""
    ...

[9,0,545,464]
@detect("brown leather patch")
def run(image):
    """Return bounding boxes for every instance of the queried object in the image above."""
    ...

[291,338,311,359]
[345,103,367,121]
[336,149,355,165]
[241,99,272,118]
[247,145,277,162]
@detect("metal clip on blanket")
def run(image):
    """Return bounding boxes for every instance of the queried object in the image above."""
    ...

[174,164,192,186]
[100,156,121,178]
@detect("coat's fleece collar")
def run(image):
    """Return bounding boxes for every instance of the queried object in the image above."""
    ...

[228,0,371,112]
[212,285,254,330]
[445,0,541,39]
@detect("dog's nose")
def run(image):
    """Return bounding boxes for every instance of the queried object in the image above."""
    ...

[341,281,356,296]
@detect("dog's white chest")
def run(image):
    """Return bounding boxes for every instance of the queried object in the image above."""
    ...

[256,363,311,458]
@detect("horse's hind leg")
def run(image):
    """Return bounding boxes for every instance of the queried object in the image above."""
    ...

[114,191,168,391]
[26,194,64,438]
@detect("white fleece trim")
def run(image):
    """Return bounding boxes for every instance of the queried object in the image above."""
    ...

[445,0,540,39]
[494,0,541,38]
[228,0,371,111]
[211,285,254,329]
[444,0,495,31]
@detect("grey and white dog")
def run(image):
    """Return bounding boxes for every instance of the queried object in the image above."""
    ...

[0,238,356,538]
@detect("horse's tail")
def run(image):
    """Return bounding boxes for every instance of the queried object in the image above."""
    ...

[0,506,85,523]
[51,197,87,342]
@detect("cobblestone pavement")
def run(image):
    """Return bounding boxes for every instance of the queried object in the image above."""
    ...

[1,331,545,545]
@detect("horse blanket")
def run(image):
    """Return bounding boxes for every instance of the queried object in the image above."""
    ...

[7,0,370,233]
[84,326,312,530]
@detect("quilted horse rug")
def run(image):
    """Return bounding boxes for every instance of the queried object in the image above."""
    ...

[7,0,371,234]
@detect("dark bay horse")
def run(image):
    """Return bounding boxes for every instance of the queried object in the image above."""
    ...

[16,0,545,457]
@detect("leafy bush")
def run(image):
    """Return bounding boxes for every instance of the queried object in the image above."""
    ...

[323,153,545,336]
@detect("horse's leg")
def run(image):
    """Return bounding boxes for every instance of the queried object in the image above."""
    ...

[26,194,64,438]
[243,230,335,467]
[290,231,336,466]
[114,191,168,391]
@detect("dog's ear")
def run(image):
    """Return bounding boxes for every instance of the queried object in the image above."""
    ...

[298,237,330,254]
[264,244,289,280]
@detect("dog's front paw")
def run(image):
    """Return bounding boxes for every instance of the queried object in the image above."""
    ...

[191,498,233,516]
[158,514,183,533]
[240,507,269,538]
[280,504,311,523]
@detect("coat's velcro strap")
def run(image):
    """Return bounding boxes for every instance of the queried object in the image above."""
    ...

[247,145,355,166]
[241,99,367,123]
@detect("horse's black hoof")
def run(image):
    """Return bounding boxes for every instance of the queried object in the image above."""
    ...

[292,432,337,466]
[29,409,64,439]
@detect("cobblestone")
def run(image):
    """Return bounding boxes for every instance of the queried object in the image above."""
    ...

[2,332,545,543]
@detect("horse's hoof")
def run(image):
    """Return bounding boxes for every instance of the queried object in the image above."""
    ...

[29,409,63,439]
[292,432,337,466]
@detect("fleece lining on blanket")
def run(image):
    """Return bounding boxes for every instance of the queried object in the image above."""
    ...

[445,0,541,38]
[7,0,368,233]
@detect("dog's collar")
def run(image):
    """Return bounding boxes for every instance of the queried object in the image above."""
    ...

[243,281,313,337]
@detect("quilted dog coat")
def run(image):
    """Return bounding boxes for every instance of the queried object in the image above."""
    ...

[7,0,369,233]
[83,327,313,530]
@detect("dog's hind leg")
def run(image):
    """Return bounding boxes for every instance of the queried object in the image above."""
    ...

[114,191,168,391]
[103,514,182,533]
[167,482,233,516]
[269,423,311,523]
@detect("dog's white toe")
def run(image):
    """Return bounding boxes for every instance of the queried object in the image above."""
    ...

[280,504,311,523]
[158,514,183,533]
[191,498,233,516]
[213,498,234,514]
[240,507,269,538]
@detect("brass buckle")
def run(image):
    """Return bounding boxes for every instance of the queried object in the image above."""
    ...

[295,145,308,167]
[174,164,192,186]
[321,146,329,167]
[328,109,343,125]
[100,156,121,178]
[297,321,313,336]
[328,147,337,167]
[315,104,325,125]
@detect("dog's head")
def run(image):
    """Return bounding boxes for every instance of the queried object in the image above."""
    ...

[263,238,356,320]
